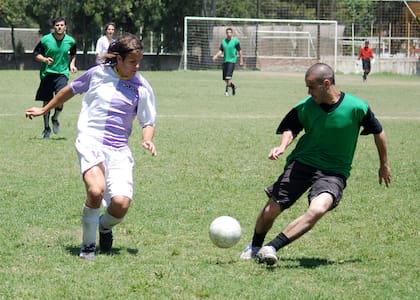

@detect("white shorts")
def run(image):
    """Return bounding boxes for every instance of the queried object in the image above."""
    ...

[75,137,134,206]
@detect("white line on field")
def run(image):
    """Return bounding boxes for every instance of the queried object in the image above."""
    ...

[1,114,420,121]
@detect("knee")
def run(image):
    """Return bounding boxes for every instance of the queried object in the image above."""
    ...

[110,196,131,212]
[262,200,281,220]
[306,203,330,221]
[86,186,105,202]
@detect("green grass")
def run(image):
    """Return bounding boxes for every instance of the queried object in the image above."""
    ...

[0,70,419,299]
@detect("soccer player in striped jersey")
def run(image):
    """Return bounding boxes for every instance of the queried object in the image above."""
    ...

[26,33,157,260]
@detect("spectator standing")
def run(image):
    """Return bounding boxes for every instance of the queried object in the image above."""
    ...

[95,22,116,64]
[358,40,374,81]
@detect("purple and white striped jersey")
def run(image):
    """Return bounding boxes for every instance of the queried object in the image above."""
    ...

[70,65,156,149]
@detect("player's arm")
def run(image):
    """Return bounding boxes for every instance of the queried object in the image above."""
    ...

[141,125,157,156]
[358,48,362,60]
[374,130,390,187]
[212,44,224,61]
[269,108,303,160]
[236,43,244,66]
[69,44,78,73]
[212,50,223,61]
[33,42,53,65]
[360,108,390,187]
[268,130,294,160]
[238,49,244,66]
[25,85,75,119]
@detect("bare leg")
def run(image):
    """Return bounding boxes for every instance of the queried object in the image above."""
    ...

[255,199,282,234]
[83,164,106,209]
[80,164,106,255]
[283,192,333,242]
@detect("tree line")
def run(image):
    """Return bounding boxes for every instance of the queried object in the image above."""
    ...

[0,0,405,64]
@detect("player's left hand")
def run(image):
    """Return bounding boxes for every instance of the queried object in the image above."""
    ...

[378,164,391,187]
[142,140,157,156]
[70,65,78,73]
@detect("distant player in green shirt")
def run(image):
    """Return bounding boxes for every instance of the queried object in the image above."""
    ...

[240,63,391,266]
[212,28,243,96]
[33,16,78,139]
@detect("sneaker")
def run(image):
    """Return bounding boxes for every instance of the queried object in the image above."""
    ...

[42,127,51,139]
[256,246,278,265]
[231,85,236,96]
[80,243,96,260]
[99,229,113,253]
[224,92,229,97]
[52,119,60,134]
[239,243,261,260]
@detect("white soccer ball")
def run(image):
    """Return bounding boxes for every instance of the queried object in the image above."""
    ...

[209,216,242,248]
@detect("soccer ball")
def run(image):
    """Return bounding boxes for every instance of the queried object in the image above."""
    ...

[209,216,242,248]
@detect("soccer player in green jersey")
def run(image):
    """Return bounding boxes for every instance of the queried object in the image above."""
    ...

[212,28,243,96]
[240,63,391,265]
[33,16,78,139]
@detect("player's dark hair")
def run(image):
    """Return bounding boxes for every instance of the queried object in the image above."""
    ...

[52,16,66,26]
[226,28,233,32]
[105,33,143,64]
[103,22,116,34]
[306,63,335,85]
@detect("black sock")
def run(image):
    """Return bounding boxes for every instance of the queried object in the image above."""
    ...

[225,86,229,92]
[52,107,63,121]
[266,232,290,251]
[43,112,50,130]
[251,230,267,248]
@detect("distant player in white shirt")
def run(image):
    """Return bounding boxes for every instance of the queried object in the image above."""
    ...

[95,22,116,64]
[26,33,157,260]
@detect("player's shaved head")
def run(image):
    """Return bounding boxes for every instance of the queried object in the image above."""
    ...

[305,63,335,85]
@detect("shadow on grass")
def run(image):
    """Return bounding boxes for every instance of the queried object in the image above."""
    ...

[29,136,68,141]
[276,257,362,269]
[207,257,240,265]
[64,245,138,257]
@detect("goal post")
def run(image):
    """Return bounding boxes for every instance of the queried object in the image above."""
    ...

[183,16,338,72]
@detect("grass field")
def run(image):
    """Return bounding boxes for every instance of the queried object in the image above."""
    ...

[0,69,419,299]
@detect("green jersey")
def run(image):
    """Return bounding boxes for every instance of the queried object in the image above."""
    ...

[285,93,370,178]
[36,33,77,79]
[220,38,241,63]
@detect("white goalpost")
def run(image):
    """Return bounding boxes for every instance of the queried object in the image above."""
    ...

[183,16,338,72]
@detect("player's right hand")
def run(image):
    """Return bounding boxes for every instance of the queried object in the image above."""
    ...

[45,57,54,65]
[25,107,44,119]
[268,147,285,160]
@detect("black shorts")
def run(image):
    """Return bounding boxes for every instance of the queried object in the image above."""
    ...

[35,73,68,102]
[264,160,347,211]
[222,62,235,80]
[362,59,371,71]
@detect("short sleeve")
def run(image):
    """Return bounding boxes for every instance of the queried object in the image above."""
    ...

[137,77,157,127]
[70,67,95,94]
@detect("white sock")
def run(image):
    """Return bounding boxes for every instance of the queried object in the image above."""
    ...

[99,210,124,233]
[82,205,100,246]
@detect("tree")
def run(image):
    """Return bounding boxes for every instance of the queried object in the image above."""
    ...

[0,0,31,69]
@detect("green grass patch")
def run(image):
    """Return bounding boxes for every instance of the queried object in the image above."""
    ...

[0,70,418,299]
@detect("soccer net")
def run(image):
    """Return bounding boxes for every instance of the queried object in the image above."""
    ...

[183,17,338,71]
